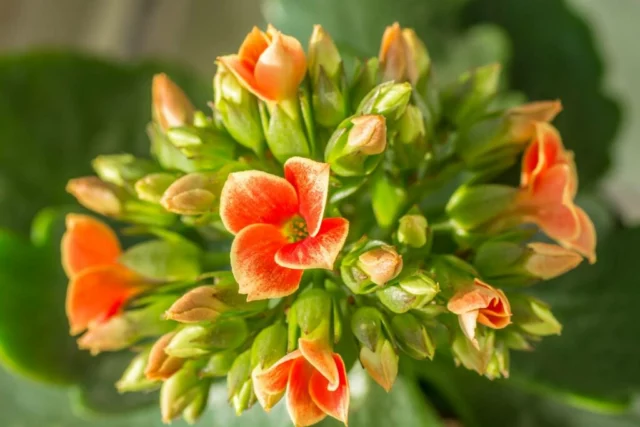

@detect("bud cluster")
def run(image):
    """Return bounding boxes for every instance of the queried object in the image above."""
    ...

[60,21,595,427]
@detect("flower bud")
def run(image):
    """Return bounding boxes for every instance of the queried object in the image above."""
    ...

[116,349,158,392]
[92,154,158,187]
[402,28,430,87]
[485,341,510,380]
[202,350,237,378]
[429,255,478,289]
[398,213,429,248]
[357,81,412,121]
[379,23,406,84]
[152,73,195,132]
[506,100,562,143]
[324,114,387,176]
[350,58,379,111]
[451,328,494,375]
[357,245,403,286]
[160,171,223,215]
[309,25,342,82]
[263,102,311,163]
[251,323,287,370]
[165,281,259,323]
[350,306,384,351]
[227,350,256,415]
[134,172,178,204]
[512,296,562,336]
[291,289,333,341]
[441,63,501,126]
[66,176,126,217]
[360,339,399,392]
[390,313,435,360]
[377,271,439,313]
[446,184,517,231]
[145,332,185,380]
[396,104,426,145]
[160,362,210,423]
[166,319,248,358]
[214,63,264,154]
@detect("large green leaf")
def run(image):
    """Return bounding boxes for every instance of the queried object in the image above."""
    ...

[463,0,622,188]
[0,52,209,234]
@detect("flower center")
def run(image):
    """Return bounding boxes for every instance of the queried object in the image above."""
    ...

[282,215,309,243]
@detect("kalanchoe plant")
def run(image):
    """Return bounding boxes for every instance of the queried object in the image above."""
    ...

[61,22,597,426]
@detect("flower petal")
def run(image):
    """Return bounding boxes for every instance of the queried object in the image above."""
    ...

[359,340,398,392]
[220,170,299,234]
[309,353,350,424]
[565,206,597,264]
[217,55,265,103]
[287,359,327,427]
[66,264,146,335]
[61,214,121,278]
[521,122,566,187]
[254,31,307,101]
[298,338,339,390]
[275,218,349,270]
[238,27,270,68]
[284,157,331,237]
[230,223,303,301]
[458,310,480,347]
[253,350,301,410]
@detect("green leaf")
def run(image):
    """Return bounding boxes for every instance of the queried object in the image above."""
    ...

[119,239,201,282]
[371,173,407,229]
[464,0,622,188]
[0,52,209,235]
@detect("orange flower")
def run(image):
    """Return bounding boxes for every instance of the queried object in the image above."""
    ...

[220,157,349,301]
[218,25,307,102]
[447,279,511,347]
[515,123,596,263]
[252,338,349,426]
[62,214,148,335]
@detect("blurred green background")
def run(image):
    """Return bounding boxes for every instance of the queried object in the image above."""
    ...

[1,0,639,426]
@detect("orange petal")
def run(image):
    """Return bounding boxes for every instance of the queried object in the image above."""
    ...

[220,170,299,234]
[521,122,568,187]
[529,164,571,206]
[275,218,349,270]
[309,353,350,424]
[61,214,121,278]
[298,338,339,391]
[254,31,307,101]
[564,206,597,264]
[217,55,265,101]
[286,359,327,427]
[284,157,331,237]
[230,223,303,301]
[238,27,270,68]
[379,22,407,82]
[458,310,480,346]
[534,203,581,242]
[253,350,301,410]
[66,264,146,335]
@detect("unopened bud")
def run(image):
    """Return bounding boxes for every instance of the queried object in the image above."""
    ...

[165,284,233,323]
[351,58,380,110]
[379,23,406,84]
[350,306,384,351]
[92,154,158,187]
[66,176,125,216]
[160,171,223,215]
[227,350,255,415]
[160,362,210,423]
[135,173,178,204]
[506,100,562,143]
[292,289,332,341]
[252,323,287,370]
[402,28,430,87]
[357,245,403,286]
[442,63,502,126]
[166,319,248,358]
[512,296,562,336]
[309,25,342,81]
[377,271,439,313]
[360,339,398,392]
[451,328,494,375]
[145,332,185,380]
[202,350,237,378]
[357,81,412,121]
[446,184,517,231]
[116,349,158,392]
[398,213,428,248]
[391,313,434,359]
[214,64,264,154]
[324,114,387,176]
[429,255,478,288]
[396,104,426,145]
[485,341,510,380]
[153,73,195,132]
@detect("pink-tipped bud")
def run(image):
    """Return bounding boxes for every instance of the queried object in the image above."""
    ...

[357,245,403,286]
[152,73,195,131]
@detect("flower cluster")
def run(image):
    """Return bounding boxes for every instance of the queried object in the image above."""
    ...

[62,22,596,426]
